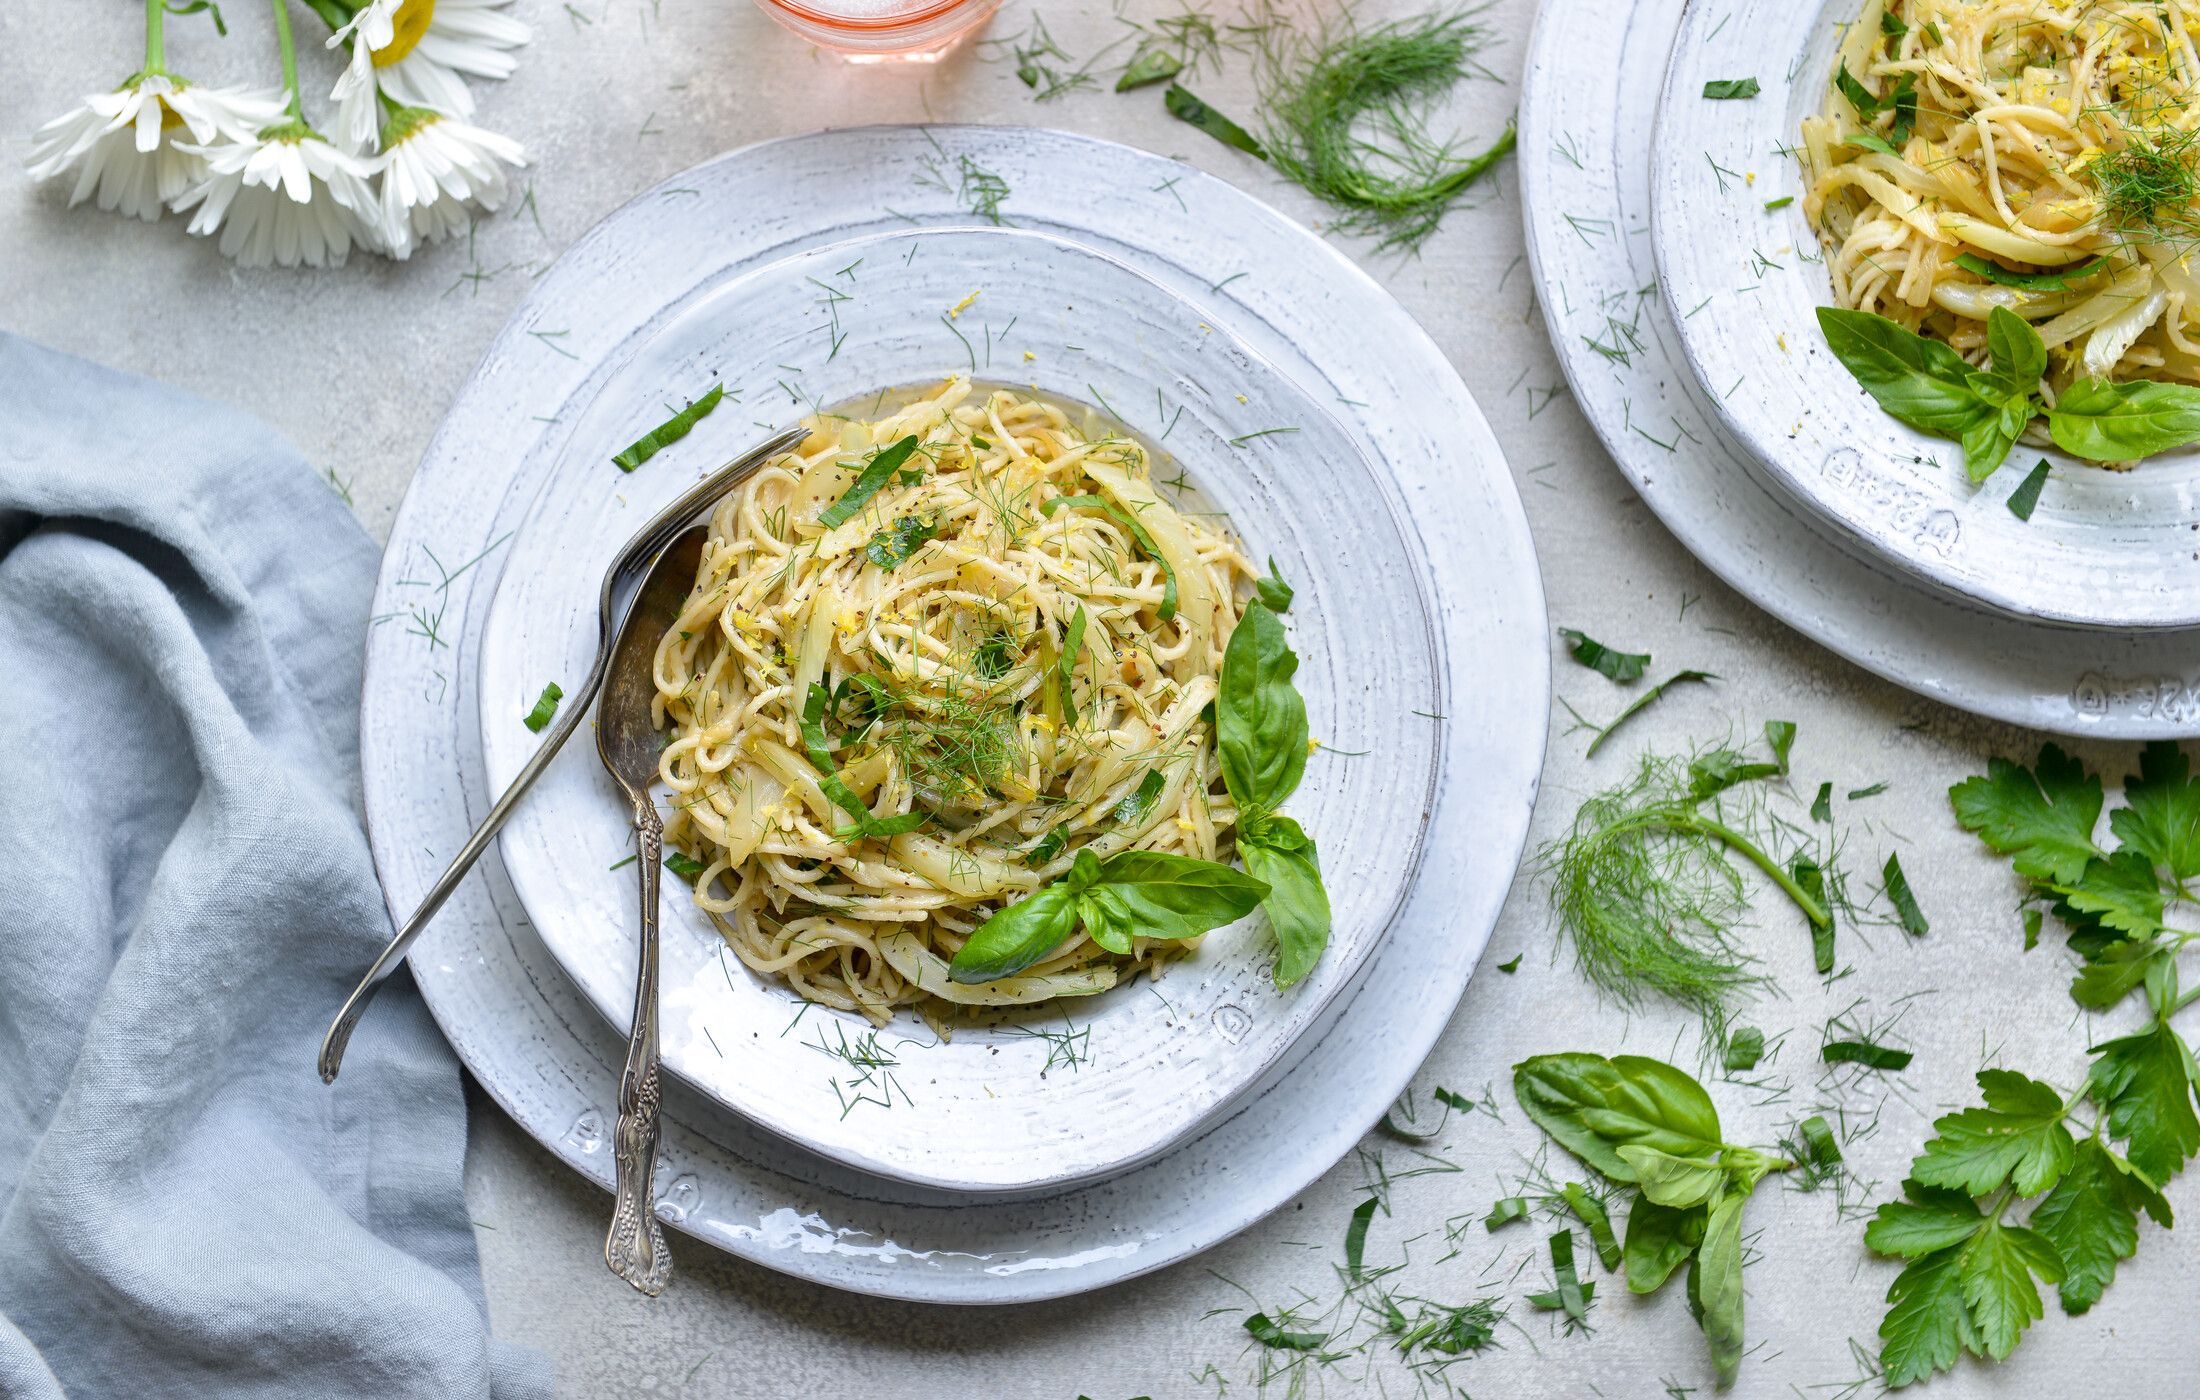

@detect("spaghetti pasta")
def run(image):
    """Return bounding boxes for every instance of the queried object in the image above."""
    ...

[1804,0,2200,396]
[652,378,1258,1026]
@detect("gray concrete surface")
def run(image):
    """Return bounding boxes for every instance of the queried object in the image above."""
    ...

[4,0,2184,1395]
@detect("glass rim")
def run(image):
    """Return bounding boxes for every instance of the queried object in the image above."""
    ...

[761,0,981,33]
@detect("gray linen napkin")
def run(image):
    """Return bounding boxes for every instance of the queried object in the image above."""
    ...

[0,334,550,1400]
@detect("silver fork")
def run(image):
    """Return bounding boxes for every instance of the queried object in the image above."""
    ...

[318,425,805,1085]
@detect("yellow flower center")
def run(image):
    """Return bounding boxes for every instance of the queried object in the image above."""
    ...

[372,0,436,68]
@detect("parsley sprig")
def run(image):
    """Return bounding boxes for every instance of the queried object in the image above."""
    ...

[1868,743,2200,1387]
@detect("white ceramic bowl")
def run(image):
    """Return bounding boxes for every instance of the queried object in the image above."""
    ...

[475,225,1446,1194]
[1652,0,2200,630]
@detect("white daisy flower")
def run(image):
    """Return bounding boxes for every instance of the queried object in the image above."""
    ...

[375,105,528,259]
[25,73,286,222]
[171,122,386,268]
[328,0,530,150]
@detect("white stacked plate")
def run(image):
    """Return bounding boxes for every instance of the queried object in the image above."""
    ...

[1521,0,2200,735]
[362,126,1549,1300]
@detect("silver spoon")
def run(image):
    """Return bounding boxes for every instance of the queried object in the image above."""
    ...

[596,525,707,1295]
[318,426,805,1084]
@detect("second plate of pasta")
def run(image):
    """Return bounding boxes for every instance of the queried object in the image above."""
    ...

[1652,0,2200,629]
[473,225,1449,1192]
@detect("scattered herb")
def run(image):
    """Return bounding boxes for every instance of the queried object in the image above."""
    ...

[1702,77,1760,99]
[664,851,707,881]
[1057,604,1087,725]
[612,383,724,471]
[1764,719,1797,773]
[1797,1116,1843,1170]
[1582,670,1716,757]
[1024,825,1068,869]
[1560,627,1650,683]
[1525,1228,1595,1324]
[1849,782,1890,800]
[1165,83,1267,159]
[1763,194,1794,210]
[1497,953,1523,974]
[1117,47,1182,91]
[1812,782,1834,823]
[1244,1313,1329,1351]
[1722,1027,1765,1072]
[863,514,939,570]
[1514,1052,1795,1385]
[522,681,563,733]
[1822,1037,1913,1071]
[1255,557,1295,612]
[1485,1196,1529,1230]
[1883,853,1930,936]
[2006,459,2051,521]
[818,435,922,527]
[1562,1182,1623,1270]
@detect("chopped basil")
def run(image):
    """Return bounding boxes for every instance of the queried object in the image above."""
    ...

[2006,458,2051,521]
[818,435,922,528]
[1165,83,1267,159]
[1559,627,1649,683]
[612,383,724,472]
[1763,195,1794,210]
[1702,78,1760,100]
[1954,252,2110,291]
[1117,48,1182,92]
[664,851,708,880]
[1822,1038,1913,1070]
[1883,853,1930,936]
[1723,1026,1765,1071]
[863,514,939,569]
[522,682,563,732]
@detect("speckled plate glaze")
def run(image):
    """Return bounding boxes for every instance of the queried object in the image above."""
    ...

[1653,0,2200,630]
[361,125,1548,1301]
[475,225,1441,1193]
[1522,0,2200,736]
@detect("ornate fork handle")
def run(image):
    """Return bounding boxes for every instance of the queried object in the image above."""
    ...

[604,797,672,1295]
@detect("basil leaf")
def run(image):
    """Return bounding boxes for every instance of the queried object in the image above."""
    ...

[1695,1192,1749,1389]
[948,882,1084,982]
[1164,83,1267,160]
[1079,849,1268,942]
[1842,130,1901,157]
[1512,1053,1725,1182]
[1240,814,1330,988]
[612,383,724,472]
[2047,377,2200,461]
[663,851,707,881]
[1023,825,1067,868]
[1218,603,1309,816]
[1983,306,2047,395]
[1959,400,2029,482]
[1617,1145,1727,1209]
[818,435,921,527]
[1255,556,1294,613]
[1955,252,2110,291]
[1883,852,1930,936]
[1041,494,1178,622]
[1834,63,1880,118]
[1117,47,1182,92]
[1112,769,1167,825]
[1702,77,1759,100]
[1623,1195,1706,1294]
[1723,1026,1766,1071]
[1880,9,1907,36]
[1817,307,2000,440]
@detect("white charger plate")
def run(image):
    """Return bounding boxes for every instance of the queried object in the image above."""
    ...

[475,224,1444,1193]
[1521,0,2200,737]
[1653,0,2200,629]
[361,125,1549,1302]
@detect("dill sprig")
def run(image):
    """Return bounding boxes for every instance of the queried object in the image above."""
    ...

[2089,127,2200,237]
[1252,7,1516,249]
[1539,751,1830,1021]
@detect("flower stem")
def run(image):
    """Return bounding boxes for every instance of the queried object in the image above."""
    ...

[1685,813,1832,930]
[270,0,303,119]
[146,0,167,71]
